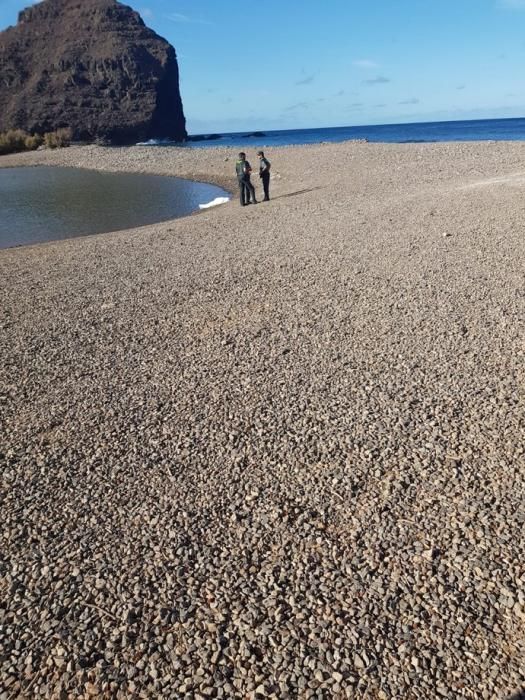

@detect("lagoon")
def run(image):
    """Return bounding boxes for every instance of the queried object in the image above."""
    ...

[0,166,228,249]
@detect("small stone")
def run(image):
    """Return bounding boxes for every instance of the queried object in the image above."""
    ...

[354,654,365,669]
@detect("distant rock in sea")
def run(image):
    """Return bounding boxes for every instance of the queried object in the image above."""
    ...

[244,131,266,138]
[187,134,222,142]
[0,0,187,145]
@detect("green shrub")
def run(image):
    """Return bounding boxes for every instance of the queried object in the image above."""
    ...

[24,133,44,150]
[44,128,72,149]
[0,127,72,155]
[43,132,57,149]
[0,129,29,155]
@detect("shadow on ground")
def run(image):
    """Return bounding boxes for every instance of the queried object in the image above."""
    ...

[272,186,326,200]
[507,691,525,700]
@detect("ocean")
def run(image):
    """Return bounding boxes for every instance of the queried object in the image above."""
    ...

[5,116,525,248]
[140,117,525,149]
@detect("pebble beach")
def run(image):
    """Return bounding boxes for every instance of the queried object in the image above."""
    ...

[1,140,525,699]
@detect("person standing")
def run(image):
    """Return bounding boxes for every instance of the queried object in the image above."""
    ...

[235,152,257,206]
[257,150,271,201]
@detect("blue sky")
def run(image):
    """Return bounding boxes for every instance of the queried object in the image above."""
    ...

[1,0,525,133]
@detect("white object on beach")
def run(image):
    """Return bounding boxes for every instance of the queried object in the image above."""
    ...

[199,197,230,209]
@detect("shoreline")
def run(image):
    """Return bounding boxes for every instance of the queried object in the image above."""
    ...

[1,140,525,698]
[2,137,525,253]
[0,145,238,195]
[0,163,235,251]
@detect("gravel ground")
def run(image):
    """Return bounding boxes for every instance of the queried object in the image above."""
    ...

[1,141,525,699]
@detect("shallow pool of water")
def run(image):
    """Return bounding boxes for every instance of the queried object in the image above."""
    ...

[0,166,228,248]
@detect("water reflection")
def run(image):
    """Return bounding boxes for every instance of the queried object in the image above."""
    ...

[0,166,228,248]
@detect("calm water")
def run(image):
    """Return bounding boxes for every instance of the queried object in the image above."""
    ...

[0,166,228,249]
[150,116,525,149]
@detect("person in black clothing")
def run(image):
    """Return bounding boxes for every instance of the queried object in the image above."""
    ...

[257,150,271,201]
[235,152,257,206]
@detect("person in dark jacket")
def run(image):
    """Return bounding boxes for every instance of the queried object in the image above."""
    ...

[235,152,257,206]
[257,150,271,201]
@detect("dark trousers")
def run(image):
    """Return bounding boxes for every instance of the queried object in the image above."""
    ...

[239,176,256,205]
[261,172,270,200]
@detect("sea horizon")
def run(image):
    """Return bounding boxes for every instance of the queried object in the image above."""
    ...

[138,115,525,149]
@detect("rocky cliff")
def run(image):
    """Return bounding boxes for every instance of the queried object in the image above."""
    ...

[0,0,187,144]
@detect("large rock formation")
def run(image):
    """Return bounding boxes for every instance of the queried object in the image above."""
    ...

[0,0,187,144]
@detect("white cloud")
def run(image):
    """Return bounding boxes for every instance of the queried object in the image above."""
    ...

[140,8,153,19]
[353,59,378,69]
[284,101,311,111]
[364,75,391,85]
[296,75,315,85]
[166,12,190,21]
[165,12,212,25]
[498,0,525,7]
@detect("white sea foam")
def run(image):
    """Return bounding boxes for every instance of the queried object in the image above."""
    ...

[199,197,230,209]
[136,138,175,146]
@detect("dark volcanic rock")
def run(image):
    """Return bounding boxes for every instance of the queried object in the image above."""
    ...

[0,0,187,144]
